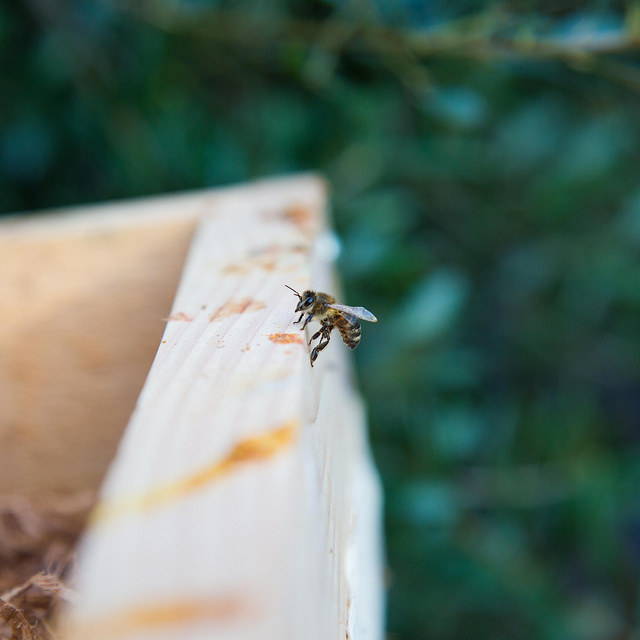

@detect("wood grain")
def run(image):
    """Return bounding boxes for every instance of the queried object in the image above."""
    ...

[55,176,383,639]
[0,196,198,494]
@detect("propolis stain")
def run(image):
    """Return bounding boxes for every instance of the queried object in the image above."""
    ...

[268,333,304,345]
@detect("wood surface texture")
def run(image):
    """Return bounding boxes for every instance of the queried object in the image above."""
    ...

[52,176,383,639]
[0,192,204,494]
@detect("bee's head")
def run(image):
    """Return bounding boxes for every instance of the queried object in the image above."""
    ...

[285,285,315,312]
[296,290,316,312]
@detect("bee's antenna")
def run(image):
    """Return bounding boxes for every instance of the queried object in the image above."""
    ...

[284,284,301,299]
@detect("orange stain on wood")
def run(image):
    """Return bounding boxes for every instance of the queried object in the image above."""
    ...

[249,243,309,256]
[220,263,246,275]
[221,257,277,275]
[209,298,266,322]
[283,204,316,235]
[64,596,247,640]
[91,420,298,524]
[221,244,310,275]
[166,311,193,322]
[268,333,304,345]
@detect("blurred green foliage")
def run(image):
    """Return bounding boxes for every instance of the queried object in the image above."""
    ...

[3,2,640,638]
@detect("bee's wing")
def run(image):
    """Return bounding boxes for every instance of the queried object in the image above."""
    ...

[328,303,378,323]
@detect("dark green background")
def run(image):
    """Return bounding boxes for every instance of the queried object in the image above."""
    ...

[3,2,640,638]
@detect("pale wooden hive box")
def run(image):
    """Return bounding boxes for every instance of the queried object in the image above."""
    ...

[0,175,383,640]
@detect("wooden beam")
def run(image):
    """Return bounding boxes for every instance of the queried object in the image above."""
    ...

[57,176,383,639]
[0,192,200,495]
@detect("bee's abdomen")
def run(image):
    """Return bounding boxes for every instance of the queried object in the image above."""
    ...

[336,317,361,350]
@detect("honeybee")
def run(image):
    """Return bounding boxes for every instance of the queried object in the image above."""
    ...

[285,285,378,366]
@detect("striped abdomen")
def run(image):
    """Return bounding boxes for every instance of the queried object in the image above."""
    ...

[335,314,361,350]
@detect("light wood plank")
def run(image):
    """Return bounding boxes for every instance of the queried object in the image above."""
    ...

[58,176,383,639]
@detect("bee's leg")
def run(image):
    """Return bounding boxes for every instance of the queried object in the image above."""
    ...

[301,313,313,330]
[308,328,323,345]
[293,312,304,325]
[310,328,332,367]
